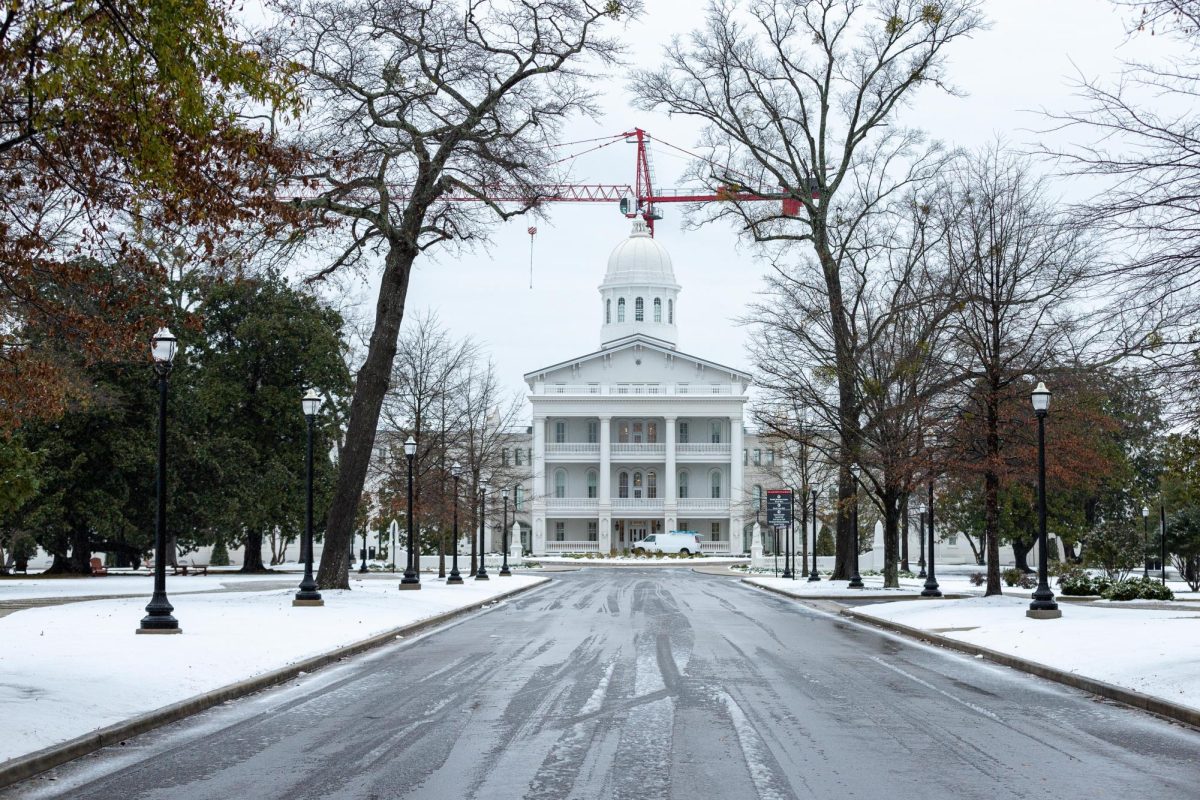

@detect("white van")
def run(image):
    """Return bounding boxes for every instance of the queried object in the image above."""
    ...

[631,531,703,555]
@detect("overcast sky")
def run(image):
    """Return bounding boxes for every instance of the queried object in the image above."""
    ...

[306,1,1177,412]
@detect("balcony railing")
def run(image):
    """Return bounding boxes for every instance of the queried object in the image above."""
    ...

[545,498,599,511]
[544,541,601,553]
[611,498,665,511]
[545,443,600,457]
[677,498,730,513]
[611,443,666,457]
[675,443,731,457]
[538,383,737,396]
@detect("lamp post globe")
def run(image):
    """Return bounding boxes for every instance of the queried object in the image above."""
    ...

[808,488,820,581]
[139,327,181,634]
[1028,381,1061,618]
[1142,505,1151,580]
[448,461,464,584]
[400,435,421,589]
[476,476,490,580]
[499,486,512,576]
[848,465,864,589]
[294,390,324,606]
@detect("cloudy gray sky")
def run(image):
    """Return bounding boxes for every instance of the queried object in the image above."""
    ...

[314,1,1177,410]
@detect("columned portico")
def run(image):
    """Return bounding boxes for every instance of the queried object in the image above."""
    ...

[599,415,612,552]
[532,415,546,554]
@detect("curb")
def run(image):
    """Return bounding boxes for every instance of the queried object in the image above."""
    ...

[743,578,972,602]
[840,607,1200,731]
[0,577,552,790]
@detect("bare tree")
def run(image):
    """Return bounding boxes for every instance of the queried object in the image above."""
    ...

[265,0,637,588]
[633,0,984,577]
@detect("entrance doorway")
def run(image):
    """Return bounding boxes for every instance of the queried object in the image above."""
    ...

[627,522,648,545]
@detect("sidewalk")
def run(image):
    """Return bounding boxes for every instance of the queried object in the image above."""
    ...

[0,573,550,782]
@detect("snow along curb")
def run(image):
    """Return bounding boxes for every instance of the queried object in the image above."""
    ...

[0,576,552,790]
[841,606,1200,731]
[742,577,973,602]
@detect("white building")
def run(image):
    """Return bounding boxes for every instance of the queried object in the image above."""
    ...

[521,220,753,555]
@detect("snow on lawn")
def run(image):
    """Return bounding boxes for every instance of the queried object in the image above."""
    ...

[853,594,1200,711]
[0,574,547,764]
[746,576,918,596]
[0,572,297,600]
[531,556,746,565]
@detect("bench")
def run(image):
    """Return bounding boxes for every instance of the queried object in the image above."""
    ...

[89,557,108,577]
[170,562,208,576]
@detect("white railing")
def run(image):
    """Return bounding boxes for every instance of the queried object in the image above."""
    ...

[611,498,665,511]
[677,498,730,513]
[703,541,733,554]
[611,443,666,457]
[545,384,602,395]
[675,443,732,456]
[536,383,740,396]
[544,498,599,511]
[675,384,732,395]
[545,443,600,456]
[544,541,601,553]
[612,383,665,395]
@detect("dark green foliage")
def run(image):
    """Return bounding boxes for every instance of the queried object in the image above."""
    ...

[1056,564,1111,596]
[816,526,835,556]
[209,538,230,566]
[1165,506,1200,591]
[1081,519,1141,580]
[1002,567,1036,588]
[1102,577,1174,601]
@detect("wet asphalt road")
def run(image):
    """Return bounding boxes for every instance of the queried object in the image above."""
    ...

[6,569,1199,800]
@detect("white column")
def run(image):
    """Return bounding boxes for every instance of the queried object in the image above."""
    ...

[664,416,677,532]
[532,415,546,555]
[599,415,612,553]
[730,414,744,549]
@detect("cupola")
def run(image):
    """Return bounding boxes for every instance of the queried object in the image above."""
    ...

[599,220,680,349]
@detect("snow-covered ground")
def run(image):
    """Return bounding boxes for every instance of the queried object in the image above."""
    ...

[745,576,924,596]
[530,555,747,565]
[0,572,296,600]
[0,573,548,764]
[852,595,1200,712]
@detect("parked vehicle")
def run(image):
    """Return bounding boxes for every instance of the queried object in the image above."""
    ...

[632,531,703,555]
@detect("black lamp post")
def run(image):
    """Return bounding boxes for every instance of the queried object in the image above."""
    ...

[917,503,927,578]
[358,524,369,574]
[1142,505,1151,580]
[448,462,464,585]
[139,327,181,634]
[500,486,512,576]
[808,488,820,582]
[400,435,420,590]
[294,389,324,606]
[477,477,490,580]
[1027,381,1060,618]
[921,481,942,598]
[848,465,864,588]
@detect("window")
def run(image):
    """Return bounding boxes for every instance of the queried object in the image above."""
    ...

[668,299,674,323]
[632,422,643,443]
[647,471,657,499]
[587,470,598,499]
[654,298,662,322]
[710,421,722,444]
[635,297,644,321]
[502,448,509,466]
[619,471,629,499]
[633,471,643,499]
[587,521,598,541]
[618,298,625,322]
[711,521,721,540]
[555,521,565,541]
[678,422,689,443]
[515,448,524,466]
[766,449,775,466]
[618,421,630,443]
[753,449,761,466]
[587,420,598,444]
[606,298,611,323]
[678,471,689,499]
[555,421,566,444]
[515,486,525,511]
[647,421,657,443]
[554,469,567,499]
[754,484,764,511]
[710,471,721,499]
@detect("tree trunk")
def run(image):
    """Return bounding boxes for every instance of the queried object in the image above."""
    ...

[900,494,910,572]
[317,241,416,590]
[984,391,1003,595]
[883,493,900,589]
[68,527,92,574]
[1011,535,1034,573]
[166,534,179,567]
[241,528,267,572]
[45,552,71,574]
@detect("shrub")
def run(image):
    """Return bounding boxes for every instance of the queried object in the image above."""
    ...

[210,538,230,567]
[1102,577,1175,602]
[898,569,916,579]
[1081,519,1141,581]
[815,526,835,556]
[1056,564,1098,595]
[1002,567,1024,587]
[969,572,984,587]
[1166,506,1200,592]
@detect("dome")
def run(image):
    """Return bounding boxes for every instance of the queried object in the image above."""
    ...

[601,220,677,287]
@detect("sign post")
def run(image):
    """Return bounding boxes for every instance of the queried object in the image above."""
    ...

[767,490,793,579]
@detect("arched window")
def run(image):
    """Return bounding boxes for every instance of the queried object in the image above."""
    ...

[710,470,722,499]
[633,471,643,498]
[678,470,689,499]
[606,298,611,323]
[647,471,657,499]
[619,471,629,499]
[754,484,764,512]
[654,298,662,322]
[617,298,625,322]
[554,469,567,499]
[586,470,598,499]
[668,299,674,323]
[635,297,644,321]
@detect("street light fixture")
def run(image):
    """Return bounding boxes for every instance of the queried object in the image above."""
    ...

[477,476,490,580]
[921,480,942,598]
[808,488,820,582]
[1142,505,1151,580]
[139,327,182,634]
[1027,381,1060,618]
[848,465,864,589]
[400,435,421,590]
[500,486,513,576]
[294,390,324,606]
[448,462,464,585]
